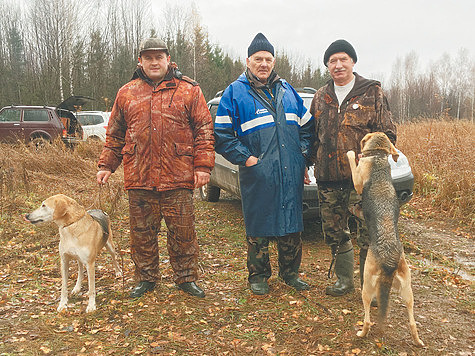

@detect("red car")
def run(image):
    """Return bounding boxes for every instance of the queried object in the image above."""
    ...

[0,96,92,148]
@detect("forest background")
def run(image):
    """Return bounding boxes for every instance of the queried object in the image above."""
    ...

[0,0,474,122]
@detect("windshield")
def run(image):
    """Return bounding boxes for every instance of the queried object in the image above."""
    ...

[77,114,104,126]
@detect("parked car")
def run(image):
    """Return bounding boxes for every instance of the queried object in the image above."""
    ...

[202,88,414,219]
[0,96,92,148]
[76,111,110,141]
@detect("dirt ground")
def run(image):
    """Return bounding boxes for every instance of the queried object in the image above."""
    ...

[392,216,474,355]
[0,194,473,355]
[301,205,474,356]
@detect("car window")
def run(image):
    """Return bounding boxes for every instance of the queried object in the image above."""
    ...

[23,109,50,122]
[0,108,21,122]
[78,114,104,126]
[208,104,218,122]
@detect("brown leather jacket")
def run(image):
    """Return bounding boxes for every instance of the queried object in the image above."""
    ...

[98,64,215,191]
[309,73,396,183]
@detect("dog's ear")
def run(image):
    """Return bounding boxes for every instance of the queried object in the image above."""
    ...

[360,135,369,151]
[389,141,399,162]
[52,198,68,222]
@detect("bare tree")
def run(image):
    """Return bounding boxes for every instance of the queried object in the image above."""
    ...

[434,53,452,116]
[470,59,475,123]
[26,0,84,101]
[452,48,469,119]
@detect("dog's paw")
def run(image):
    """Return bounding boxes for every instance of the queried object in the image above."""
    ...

[57,303,67,313]
[356,330,364,337]
[71,287,81,295]
[347,150,356,160]
[416,339,425,348]
[115,270,123,278]
[86,303,96,313]
[413,337,425,348]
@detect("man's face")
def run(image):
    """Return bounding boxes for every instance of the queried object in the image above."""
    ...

[138,50,170,83]
[246,51,275,83]
[327,52,355,85]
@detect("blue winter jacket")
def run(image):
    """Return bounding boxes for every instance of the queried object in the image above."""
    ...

[214,73,315,237]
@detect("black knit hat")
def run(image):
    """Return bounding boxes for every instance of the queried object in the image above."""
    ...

[248,33,274,57]
[323,39,357,67]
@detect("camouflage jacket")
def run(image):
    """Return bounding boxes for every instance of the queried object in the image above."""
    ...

[98,64,215,191]
[309,72,396,183]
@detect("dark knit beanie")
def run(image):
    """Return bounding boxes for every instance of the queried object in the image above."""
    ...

[323,39,357,66]
[248,33,274,57]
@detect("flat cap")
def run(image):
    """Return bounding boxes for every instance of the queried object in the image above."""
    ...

[139,38,168,55]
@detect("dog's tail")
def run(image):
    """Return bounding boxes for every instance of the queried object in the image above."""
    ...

[377,268,396,324]
[373,234,403,324]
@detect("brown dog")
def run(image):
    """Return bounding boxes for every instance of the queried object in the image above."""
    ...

[347,132,424,347]
[25,194,122,313]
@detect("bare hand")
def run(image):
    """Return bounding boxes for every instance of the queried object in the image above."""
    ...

[304,167,311,185]
[97,170,112,185]
[245,156,259,167]
[194,171,210,189]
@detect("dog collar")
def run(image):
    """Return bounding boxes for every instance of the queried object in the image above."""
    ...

[61,212,87,228]
[361,150,387,158]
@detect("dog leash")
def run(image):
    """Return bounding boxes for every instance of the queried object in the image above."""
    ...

[327,238,353,279]
[84,182,109,211]
[327,244,340,279]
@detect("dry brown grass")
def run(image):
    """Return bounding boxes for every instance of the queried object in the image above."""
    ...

[0,140,126,232]
[0,133,472,355]
[397,120,474,229]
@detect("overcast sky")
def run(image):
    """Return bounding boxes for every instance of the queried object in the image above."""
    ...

[152,0,474,82]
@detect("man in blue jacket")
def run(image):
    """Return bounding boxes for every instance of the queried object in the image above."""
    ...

[214,33,315,295]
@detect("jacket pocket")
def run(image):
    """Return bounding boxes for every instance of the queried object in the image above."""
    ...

[121,143,136,155]
[175,142,193,156]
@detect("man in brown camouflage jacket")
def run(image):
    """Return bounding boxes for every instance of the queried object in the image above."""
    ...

[309,39,397,298]
[97,38,214,299]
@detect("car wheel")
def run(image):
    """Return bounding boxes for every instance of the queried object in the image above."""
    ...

[30,136,50,149]
[199,184,220,202]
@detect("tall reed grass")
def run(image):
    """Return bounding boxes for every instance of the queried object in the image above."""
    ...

[397,120,474,229]
[1,121,473,235]
[0,141,127,240]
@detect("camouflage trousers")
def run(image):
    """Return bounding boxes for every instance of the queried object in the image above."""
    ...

[247,232,302,283]
[128,189,199,284]
[317,183,370,250]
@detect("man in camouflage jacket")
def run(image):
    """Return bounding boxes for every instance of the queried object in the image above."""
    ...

[97,38,214,299]
[310,39,396,297]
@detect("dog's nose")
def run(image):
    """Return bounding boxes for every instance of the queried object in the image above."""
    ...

[24,214,31,222]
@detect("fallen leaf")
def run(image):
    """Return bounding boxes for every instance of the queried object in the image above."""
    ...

[40,346,51,354]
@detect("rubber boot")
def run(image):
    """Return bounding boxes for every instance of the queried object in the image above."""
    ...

[326,247,355,296]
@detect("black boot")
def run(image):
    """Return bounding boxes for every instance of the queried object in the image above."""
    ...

[326,243,355,297]
[177,282,205,298]
[130,281,156,298]
[249,281,269,295]
[283,277,310,291]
